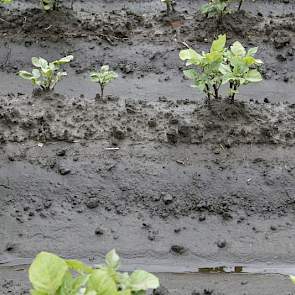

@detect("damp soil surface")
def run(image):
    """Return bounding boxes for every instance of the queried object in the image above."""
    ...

[0,0,295,294]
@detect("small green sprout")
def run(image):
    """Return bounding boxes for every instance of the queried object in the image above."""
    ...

[220,41,263,102]
[29,249,160,295]
[41,0,59,11]
[201,0,231,18]
[90,65,118,100]
[18,55,73,92]
[161,0,176,15]
[179,34,227,102]
[201,0,244,18]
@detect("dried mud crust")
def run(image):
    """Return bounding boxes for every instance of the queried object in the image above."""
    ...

[0,5,294,46]
[1,93,295,146]
[0,5,294,83]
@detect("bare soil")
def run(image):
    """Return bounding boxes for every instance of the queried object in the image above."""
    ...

[0,0,295,294]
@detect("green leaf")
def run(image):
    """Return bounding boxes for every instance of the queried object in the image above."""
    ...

[18,71,34,80]
[29,252,68,294]
[32,57,41,68]
[105,249,120,270]
[219,63,231,75]
[87,269,118,295]
[245,69,262,82]
[37,57,48,69]
[101,65,110,71]
[183,69,198,80]
[290,275,295,284]
[247,47,258,56]
[210,34,226,53]
[66,259,93,274]
[230,41,246,57]
[54,55,74,66]
[32,69,41,78]
[129,270,159,291]
[179,49,202,64]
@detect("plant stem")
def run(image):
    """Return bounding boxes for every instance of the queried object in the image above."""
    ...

[238,0,243,11]
[213,84,219,100]
[166,3,170,15]
[205,84,211,103]
[100,84,104,100]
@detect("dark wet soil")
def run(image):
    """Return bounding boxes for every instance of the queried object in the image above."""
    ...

[0,0,295,294]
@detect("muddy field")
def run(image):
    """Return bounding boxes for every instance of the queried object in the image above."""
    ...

[0,0,295,294]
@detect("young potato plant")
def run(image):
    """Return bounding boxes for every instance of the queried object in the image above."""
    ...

[201,0,244,18]
[90,65,118,100]
[29,249,160,295]
[19,55,73,92]
[179,34,226,102]
[161,0,176,15]
[220,41,263,102]
[180,35,263,103]
[201,0,232,18]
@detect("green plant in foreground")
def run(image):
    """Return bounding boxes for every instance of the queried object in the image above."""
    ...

[179,34,226,102]
[29,249,159,295]
[179,34,263,102]
[19,55,73,91]
[220,41,263,102]
[161,0,176,15]
[90,65,118,100]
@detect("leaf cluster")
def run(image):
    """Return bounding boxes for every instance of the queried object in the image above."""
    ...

[90,65,118,99]
[29,249,160,295]
[179,34,263,102]
[201,0,244,17]
[18,55,73,91]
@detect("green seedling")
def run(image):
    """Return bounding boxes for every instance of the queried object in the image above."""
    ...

[41,0,59,11]
[201,0,245,18]
[90,65,118,100]
[161,0,176,15]
[220,41,263,102]
[201,0,232,18]
[18,55,73,91]
[29,249,160,295]
[179,34,227,102]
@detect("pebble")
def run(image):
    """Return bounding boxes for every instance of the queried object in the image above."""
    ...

[217,239,227,248]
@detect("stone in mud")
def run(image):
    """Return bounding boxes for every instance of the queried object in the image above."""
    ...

[170,245,188,255]
[85,198,100,209]
[112,126,126,140]
[199,214,206,222]
[94,226,105,235]
[153,286,169,295]
[217,239,227,248]
[148,118,157,128]
[58,167,71,175]
[5,242,16,252]
[162,193,173,205]
[56,149,66,156]
[166,129,178,144]
[178,122,191,139]
[273,32,291,49]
